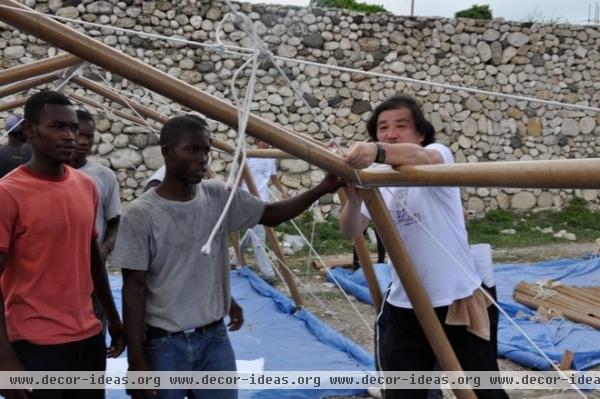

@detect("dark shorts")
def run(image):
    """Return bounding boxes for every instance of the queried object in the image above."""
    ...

[12,332,106,399]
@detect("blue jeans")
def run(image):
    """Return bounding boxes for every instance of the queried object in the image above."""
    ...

[145,321,237,399]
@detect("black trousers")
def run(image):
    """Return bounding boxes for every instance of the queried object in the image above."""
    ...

[375,299,507,399]
[12,333,106,399]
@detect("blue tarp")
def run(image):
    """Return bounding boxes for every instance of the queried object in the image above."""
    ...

[326,257,600,371]
[107,267,373,399]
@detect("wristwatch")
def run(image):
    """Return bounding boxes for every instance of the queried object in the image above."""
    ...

[374,143,386,164]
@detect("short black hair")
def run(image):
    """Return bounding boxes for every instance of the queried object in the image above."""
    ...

[366,94,435,147]
[76,109,95,125]
[160,115,210,148]
[24,91,73,124]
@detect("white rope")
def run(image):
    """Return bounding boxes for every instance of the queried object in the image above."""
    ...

[200,14,262,255]
[378,186,587,398]
[244,227,373,336]
[1,4,598,114]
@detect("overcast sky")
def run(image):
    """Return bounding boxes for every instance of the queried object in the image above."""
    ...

[245,0,598,25]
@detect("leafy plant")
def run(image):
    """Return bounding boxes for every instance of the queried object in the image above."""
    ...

[309,0,387,13]
[455,4,492,20]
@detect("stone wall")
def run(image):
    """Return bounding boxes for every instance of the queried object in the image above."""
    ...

[1,0,600,217]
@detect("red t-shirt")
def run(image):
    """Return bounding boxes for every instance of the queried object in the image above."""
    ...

[0,165,102,344]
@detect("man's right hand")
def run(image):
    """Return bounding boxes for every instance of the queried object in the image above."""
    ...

[127,356,156,399]
[0,354,31,399]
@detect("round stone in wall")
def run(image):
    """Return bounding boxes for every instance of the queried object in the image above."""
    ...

[511,192,536,210]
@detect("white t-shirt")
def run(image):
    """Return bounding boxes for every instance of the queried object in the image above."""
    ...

[242,158,277,201]
[362,143,481,308]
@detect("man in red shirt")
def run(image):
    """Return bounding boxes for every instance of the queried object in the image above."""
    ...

[0,91,124,399]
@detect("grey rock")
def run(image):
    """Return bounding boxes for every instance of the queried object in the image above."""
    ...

[142,146,163,170]
[561,119,580,136]
[477,41,492,62]
[530,53,544,67]
[490,41,503,65]
[4,46,25,59]
[580,117,596,134]
[482,29,500,41]
[56,6,79,18]
[48,0,63,12]
[303,93,319,108]
[303,33,323,49]
[109,149,143,169]
[506,32,529,47]
[502,46,518,64]
[197,62,215,73]
[511,192,536,210]
[351,100,371,114]
[277,44,297,58]
[451,33,470,45]
[281,159,310,173]
[510,136,522,148]
[389,61,406,74]
[86,1,113,14]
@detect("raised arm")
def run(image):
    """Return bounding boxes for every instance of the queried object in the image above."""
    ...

[344,142,443,169]
[259,172,343,227]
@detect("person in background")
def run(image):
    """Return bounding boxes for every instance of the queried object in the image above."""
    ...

[238,139,288,282]
[0,114,32,178]
[69,109,122,334]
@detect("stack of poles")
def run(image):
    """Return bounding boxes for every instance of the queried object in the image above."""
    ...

[514,282,600,329]
[4,0,600,395]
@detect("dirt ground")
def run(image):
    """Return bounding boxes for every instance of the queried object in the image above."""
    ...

[267,241,600,399]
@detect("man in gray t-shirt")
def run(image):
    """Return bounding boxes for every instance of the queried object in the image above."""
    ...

[70,109,122,330]
[70,109,122,258]
[113,115,343,399]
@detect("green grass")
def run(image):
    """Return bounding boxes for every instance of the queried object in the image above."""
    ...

[272,197,600,254]
[468,197,600,248]
[277,212,355,256]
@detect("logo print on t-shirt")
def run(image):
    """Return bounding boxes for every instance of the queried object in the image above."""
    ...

[390,188,421,227]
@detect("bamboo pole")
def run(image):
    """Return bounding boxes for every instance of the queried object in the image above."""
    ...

[337,188,383,311]
[0,73,59,99]
[514,292,600,329]
[71,76,251,155]
[0,97,27,113]
[359,159,600,189]
[246,148,292,159]
[241,165,303,309]
[361,188,475,399]
[0,4,475,391]
[0,53,80,86]
[0,0,357,183]
[66,90,159,129]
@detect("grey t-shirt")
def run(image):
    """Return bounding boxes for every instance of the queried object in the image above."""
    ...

[80,160,122,242]
[112,180,265,332]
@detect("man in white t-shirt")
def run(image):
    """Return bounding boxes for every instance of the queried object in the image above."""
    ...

[339,95,507,399]
[239,139,288,282]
